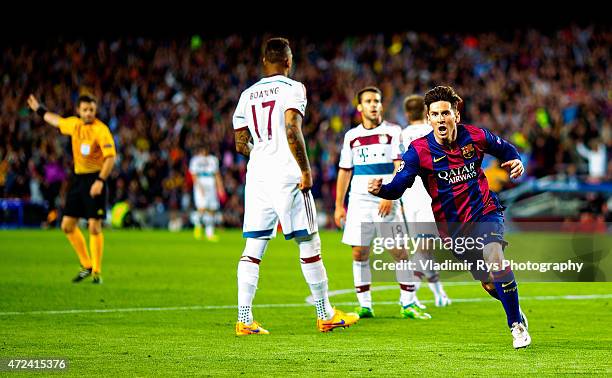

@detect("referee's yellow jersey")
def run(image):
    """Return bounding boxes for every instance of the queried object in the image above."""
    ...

[58,117,116,174]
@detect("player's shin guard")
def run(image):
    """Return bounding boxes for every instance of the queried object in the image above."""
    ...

[297,233,334,320]
[395,262,417,306]
[353,260,372,309]
[89,233,104,274]
[66,228,91,268]
[399,283,416,307]
[492,267,522,328]
[237,238,268,325]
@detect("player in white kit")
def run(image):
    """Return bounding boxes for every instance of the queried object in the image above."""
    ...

[231,37,359,335]
[189,145,225,241]
[334,86,430,320]
[400,95,451,307]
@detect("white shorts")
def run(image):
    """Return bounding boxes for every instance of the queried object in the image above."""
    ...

[342,194,406,247]
[400,181,438,238]
[194,186,219,211]
[243,180,317,240]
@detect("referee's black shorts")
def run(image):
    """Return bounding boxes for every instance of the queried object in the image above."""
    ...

[63,173,107,219]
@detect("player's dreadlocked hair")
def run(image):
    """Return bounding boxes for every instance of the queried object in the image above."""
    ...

[424,86,463,112]
[263,37,292,64]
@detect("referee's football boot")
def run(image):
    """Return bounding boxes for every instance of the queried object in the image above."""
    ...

[72,267,92,283]
[92,272,103,284]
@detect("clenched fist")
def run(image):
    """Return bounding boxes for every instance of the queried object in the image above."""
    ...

[368,178,383,195]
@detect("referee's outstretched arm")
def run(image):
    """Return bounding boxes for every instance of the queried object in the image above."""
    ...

[27,94,62,127]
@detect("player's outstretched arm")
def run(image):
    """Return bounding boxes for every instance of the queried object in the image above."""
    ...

[369,166,414,200]
[500,159,524,179]
[27,94,62,128]
[369,147,418,200]
[234,129,253,157]
[369,177,403,200]
[285,109,312,192]
[481,127,523,172]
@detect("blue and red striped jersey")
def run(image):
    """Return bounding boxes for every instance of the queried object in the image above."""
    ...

[378,124,520,223]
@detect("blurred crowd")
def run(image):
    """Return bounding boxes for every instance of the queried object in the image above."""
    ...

[1,25,610,228]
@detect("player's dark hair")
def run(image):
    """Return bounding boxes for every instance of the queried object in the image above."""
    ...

[77,94,97,106]
[403,95,426,121]
[356,86,382,104]
[424,86,462,111]
[263,38,291,64]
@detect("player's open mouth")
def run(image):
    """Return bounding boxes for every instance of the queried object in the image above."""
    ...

[437,125,447,136]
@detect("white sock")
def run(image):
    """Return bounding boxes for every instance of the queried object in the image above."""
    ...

[395,260,418,306]
[203,213,214,237]
[428,280,446,299]
[237,260,258,324]
[298,234,334,320]
[301,260,333,320]
[399,284,416,307]
[238,305,252,325]
[353,259,372,309]
[192,211,202,227]
[237,238,268,324]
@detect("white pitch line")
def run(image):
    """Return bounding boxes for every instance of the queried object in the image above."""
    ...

[1,293,611,316]
[305,282,477,304]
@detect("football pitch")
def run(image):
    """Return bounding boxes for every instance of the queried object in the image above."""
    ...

[1,229,611,376]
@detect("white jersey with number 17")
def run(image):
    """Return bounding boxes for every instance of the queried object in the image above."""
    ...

[232,74,307,184]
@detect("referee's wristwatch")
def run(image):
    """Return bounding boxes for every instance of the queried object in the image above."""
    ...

[96,177,106,184]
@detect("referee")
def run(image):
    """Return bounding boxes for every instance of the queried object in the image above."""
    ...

[28,94,116,284]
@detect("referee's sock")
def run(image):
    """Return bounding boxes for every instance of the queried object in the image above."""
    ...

[90,233,104,274]
[66,228,91,269]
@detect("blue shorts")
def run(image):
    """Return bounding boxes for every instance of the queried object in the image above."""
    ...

[449,211,509,281]
[468,211,508,247]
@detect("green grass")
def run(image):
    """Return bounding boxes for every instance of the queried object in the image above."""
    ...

[0,229,611,376]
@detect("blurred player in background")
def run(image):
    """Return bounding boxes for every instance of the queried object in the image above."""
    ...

[369,86,531,348]
[334,87,429,320]
[400,95,451,308]
[27,94,116,284]
[189,144,225,241]
[232,37,359,335]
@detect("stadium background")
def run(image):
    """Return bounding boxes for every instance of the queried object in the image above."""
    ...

[0,8,611,375]
[1,25,610,229]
